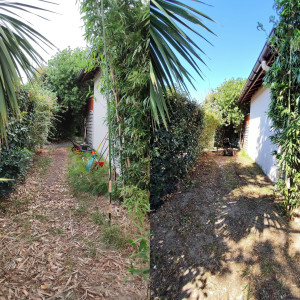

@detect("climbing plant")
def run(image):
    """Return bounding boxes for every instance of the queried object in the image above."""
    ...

[264,0,300,211]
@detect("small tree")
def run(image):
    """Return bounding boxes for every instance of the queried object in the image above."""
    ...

[45,47,93,139]
[202,78,248,146]
[264,0,300,211]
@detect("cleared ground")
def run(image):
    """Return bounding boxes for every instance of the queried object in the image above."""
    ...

[151,151,300,300]
[0,147,146,299]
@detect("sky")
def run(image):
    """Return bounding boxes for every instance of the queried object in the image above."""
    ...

[16,0,276,100]
[180,0,276,102]
[14,0,86,64]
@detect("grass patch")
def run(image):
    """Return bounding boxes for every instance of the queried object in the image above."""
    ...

[102,225,127,249]
[91,210,106,225]
[35,214,48,222]
[68,149,108,196]
[73,204,89,217]
[48,227,64,235]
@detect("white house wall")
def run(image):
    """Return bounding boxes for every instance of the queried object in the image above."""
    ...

[93,71,108,156]
[246,87,278,182]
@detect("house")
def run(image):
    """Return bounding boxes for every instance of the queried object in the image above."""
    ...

[238,33,279,182]
[77,68,109,157]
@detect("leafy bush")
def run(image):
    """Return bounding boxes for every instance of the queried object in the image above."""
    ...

[0,85,56,199]
[45,47,93,139]
[0,148,33,198]
[150,92,204,208]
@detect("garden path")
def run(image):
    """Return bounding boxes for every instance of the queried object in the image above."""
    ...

[0,147,146,299]
[151,151,300,300]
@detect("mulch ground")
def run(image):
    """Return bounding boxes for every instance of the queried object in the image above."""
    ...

[0,147,147,299]
[150,151,300,300]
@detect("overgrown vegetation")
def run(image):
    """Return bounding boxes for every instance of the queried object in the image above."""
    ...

[44,47,93,139]
[202,78,247,146]
[0,85,56,198]
[264,0,300,211]
[79,0,150,281]
[150,92,204,208]
[68,149,108,196]
[198,111,220,150]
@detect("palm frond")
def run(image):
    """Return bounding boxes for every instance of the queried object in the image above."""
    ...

[0,1,55,138]
[150,0,215,126]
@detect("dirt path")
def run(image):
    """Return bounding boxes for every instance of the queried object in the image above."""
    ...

[0,147,146,299]
[151,152,300,300]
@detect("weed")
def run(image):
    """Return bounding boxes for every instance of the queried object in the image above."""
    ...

[242,283,254,300]
[63,257,74,273]
[180,215,189,225]
[87,247,97,258]
[261,258,274,276]
[91,210,106,225]
[102,225,127,249]
[73,205,88,217]
[242,266,252,278]
[184,179,195,189]
[48,227,64,235]
[35,214,48,222]
[68,150,108,196]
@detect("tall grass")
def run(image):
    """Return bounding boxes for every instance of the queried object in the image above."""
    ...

[68,149,108,196]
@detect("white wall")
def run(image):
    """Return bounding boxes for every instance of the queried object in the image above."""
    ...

[93,71,108,157]
[246,87,278,182]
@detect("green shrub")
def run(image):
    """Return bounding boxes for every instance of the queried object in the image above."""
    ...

[199,111,220,150]
[0,84,56,199]
[0,148,33,198]
[150,92,204,208]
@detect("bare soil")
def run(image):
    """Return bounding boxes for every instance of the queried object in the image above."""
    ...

[150,151,300,300]
[0,147,147,299]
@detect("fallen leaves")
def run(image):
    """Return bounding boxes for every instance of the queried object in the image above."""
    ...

[0,148,147,299]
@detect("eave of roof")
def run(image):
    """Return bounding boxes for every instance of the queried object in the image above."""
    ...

[238,29,275,104]
[77,67,99,83]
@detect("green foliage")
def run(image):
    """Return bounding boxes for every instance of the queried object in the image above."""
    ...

[0,148,33,198]
[67,149,108,196]
[199,110,220,150]
[0,85,56,198]
[203,78,248,131]
[102,225,127,249]
[150,92,204,208]
[264,0,300,210]
[150,0,215,125]
[45,47,93,139]
[91,210,106,225]
[121,186,149,223]
[79,0,149,281]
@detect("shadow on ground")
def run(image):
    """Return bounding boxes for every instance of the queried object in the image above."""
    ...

[150,152,300,299]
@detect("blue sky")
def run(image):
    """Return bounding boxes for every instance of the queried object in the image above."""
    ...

[181,0,276,102]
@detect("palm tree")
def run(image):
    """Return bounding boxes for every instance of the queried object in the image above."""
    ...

[0,1,54,138]
[150,0,215,125]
